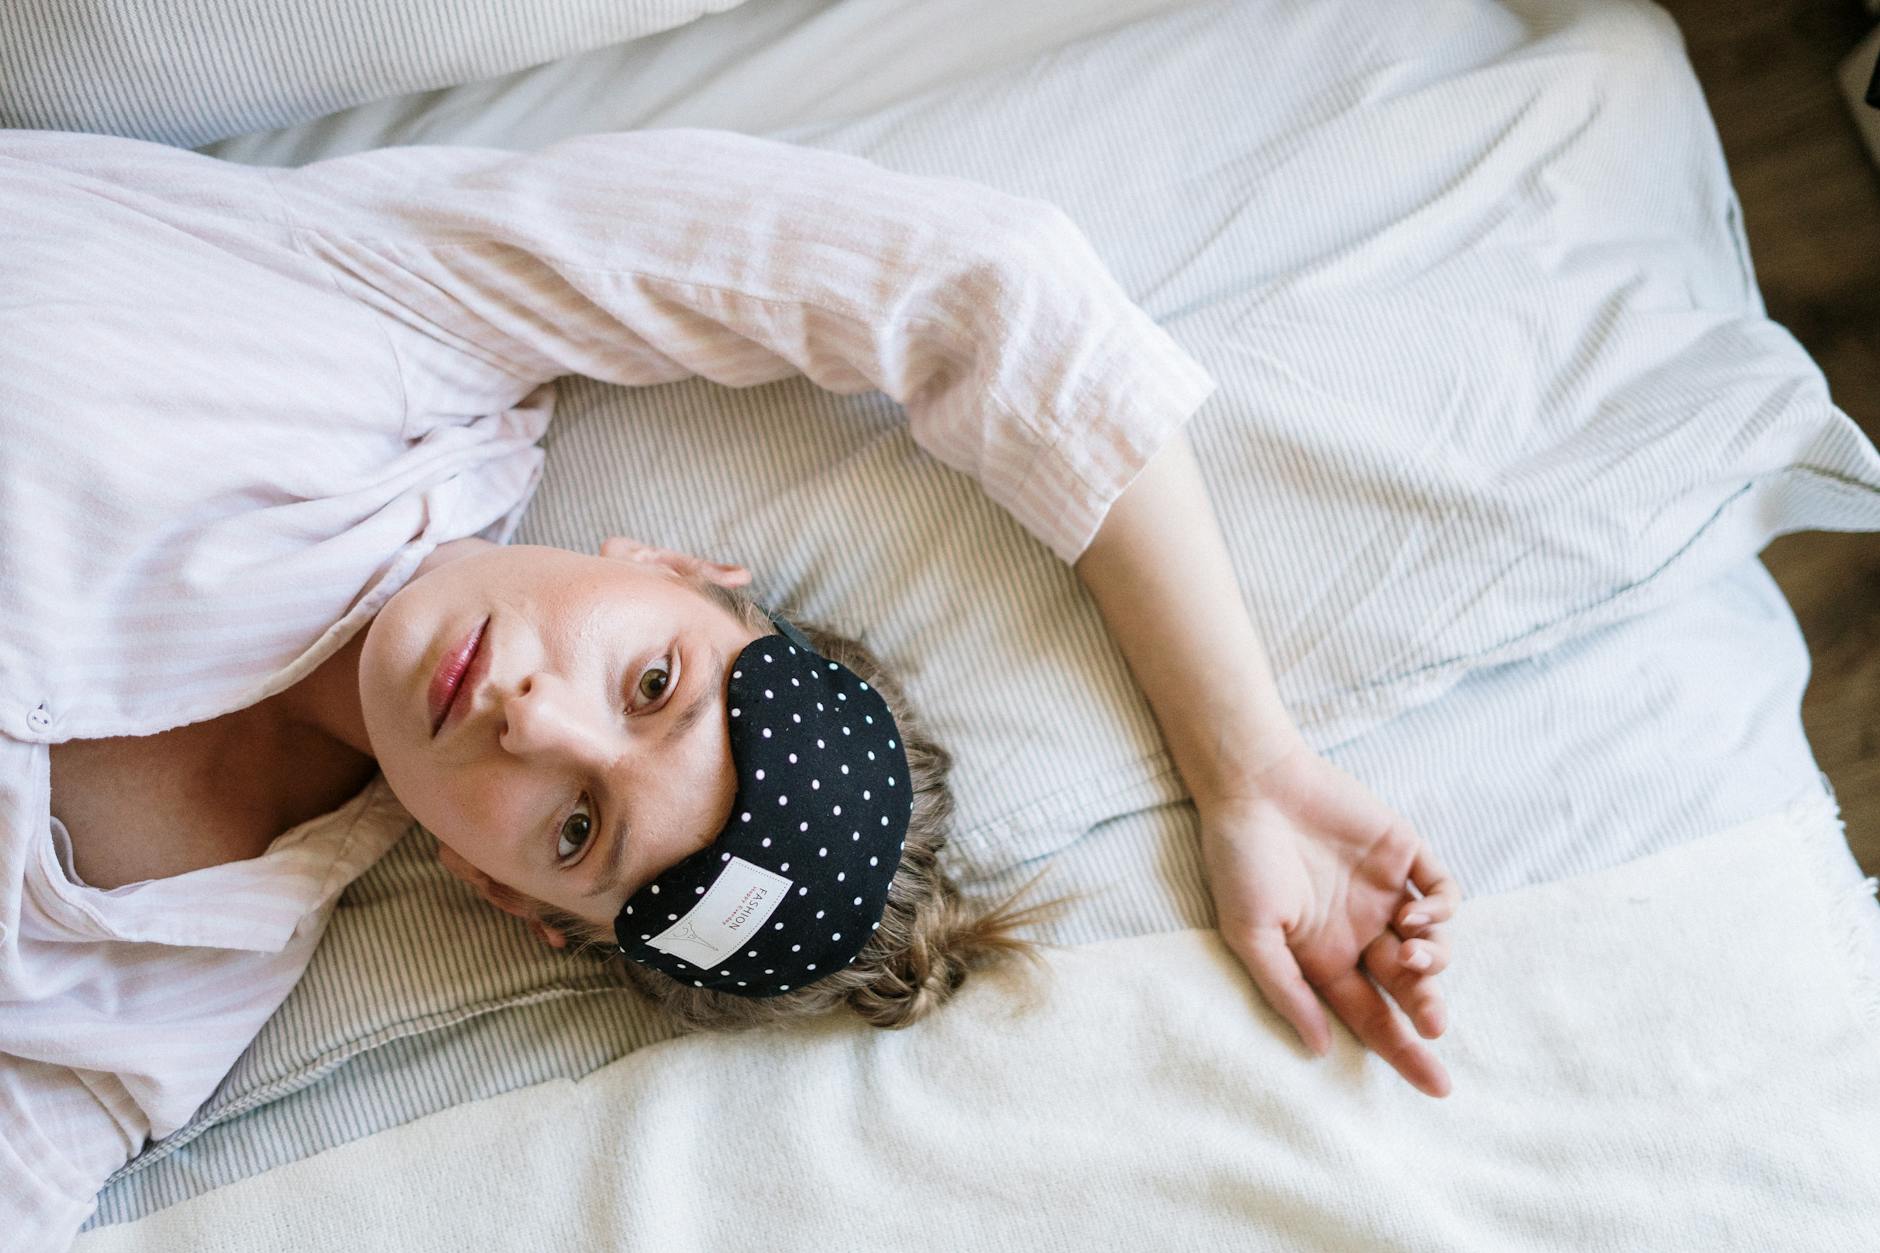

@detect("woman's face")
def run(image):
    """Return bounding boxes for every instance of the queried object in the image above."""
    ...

[358,538,766,932]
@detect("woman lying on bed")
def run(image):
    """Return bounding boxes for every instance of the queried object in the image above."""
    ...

[0,125,1460,1248]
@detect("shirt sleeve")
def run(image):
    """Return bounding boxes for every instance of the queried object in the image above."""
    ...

[262,127,1218,566]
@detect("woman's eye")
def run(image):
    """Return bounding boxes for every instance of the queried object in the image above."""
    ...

[636,658,672,705]
[557,796,594,862]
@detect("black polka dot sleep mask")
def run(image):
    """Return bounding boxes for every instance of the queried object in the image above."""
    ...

[613,613,912,999]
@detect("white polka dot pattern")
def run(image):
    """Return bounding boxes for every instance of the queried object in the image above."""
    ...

[614,614,912,1000]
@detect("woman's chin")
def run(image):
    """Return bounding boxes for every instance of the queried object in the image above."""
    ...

[356,609,425,772]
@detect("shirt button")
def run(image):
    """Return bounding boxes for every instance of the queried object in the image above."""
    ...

[27,703,51,733]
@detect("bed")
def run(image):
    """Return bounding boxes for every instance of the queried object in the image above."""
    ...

[7,0,1880,1247]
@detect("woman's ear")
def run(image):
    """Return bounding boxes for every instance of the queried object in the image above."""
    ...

[599,535,751,588]
[435,840,524,915]
[435,841,569,949]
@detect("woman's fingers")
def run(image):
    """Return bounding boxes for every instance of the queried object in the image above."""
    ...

[1406,839,1458,906]
[1320,967,1452,1098]
[1385,844,1458,1038]
[1397,844,1462,929]
[1397,929,1451,977]
[1231,925,1335,1057]
[1365,932,1448,1039]
[1409,841,1461,898]
[1394,896,1450,934]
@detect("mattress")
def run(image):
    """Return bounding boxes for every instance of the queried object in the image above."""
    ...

[63,0,1880,1228]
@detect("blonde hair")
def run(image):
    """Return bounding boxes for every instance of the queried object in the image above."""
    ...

[530,573,1087,1031]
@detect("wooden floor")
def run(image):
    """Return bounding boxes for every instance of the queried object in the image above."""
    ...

[1652,0,1880,875]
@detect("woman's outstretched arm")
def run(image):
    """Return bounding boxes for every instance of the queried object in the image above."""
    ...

[1074,425,1462,1099]
[258,127,1215,567]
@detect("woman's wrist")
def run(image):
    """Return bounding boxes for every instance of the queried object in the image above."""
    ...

[1191,709,1309,799]
[1073,425,1307,811]
[1168,691,1307,813]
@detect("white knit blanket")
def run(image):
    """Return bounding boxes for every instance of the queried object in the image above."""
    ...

[77,791,1880,1252]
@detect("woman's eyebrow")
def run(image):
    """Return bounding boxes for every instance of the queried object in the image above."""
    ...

[586,639,726,901]
[662,638,721,747]
[590,809,631,902]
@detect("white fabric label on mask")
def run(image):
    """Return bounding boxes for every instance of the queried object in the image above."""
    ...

[647,856,794,971]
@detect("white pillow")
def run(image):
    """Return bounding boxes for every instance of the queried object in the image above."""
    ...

[0,0,749,148]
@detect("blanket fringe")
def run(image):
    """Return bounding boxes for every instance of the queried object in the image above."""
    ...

[1788,778,1880,1038]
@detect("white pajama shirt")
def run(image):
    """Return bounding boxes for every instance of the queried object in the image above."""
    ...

[0,124,1218,1248]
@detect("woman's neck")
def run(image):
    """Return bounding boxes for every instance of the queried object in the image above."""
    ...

[264,540,492,763]
[264,623,375,760]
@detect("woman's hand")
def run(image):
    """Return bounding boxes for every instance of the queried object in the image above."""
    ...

[1197,739,1460,1098]
[1073,425,1464,1097]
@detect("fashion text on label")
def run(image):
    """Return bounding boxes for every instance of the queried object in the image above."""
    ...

[647,857,794,970]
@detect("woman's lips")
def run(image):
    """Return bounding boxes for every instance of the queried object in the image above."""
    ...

[428,617,490,738]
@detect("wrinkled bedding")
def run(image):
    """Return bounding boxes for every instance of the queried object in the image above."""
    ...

[55,0,1880,1229]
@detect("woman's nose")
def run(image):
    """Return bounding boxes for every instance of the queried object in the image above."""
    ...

[499,673,611,767]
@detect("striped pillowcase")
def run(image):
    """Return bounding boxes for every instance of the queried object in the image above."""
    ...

[0,0,749,148]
